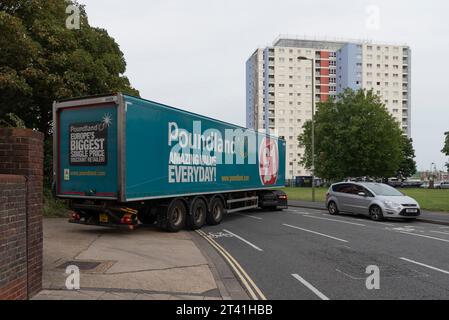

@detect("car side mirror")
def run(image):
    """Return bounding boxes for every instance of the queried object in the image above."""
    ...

[358,192,366,197]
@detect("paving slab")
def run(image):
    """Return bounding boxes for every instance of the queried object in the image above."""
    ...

[34,218,246,300]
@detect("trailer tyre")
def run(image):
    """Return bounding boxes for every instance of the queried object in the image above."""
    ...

[206,198,224,225]
[158,199,186,232]
[187,198,207,230]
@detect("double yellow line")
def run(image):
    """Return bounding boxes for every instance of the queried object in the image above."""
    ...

[196,229,266,300]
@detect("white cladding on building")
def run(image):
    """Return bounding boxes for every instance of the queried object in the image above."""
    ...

[246,37,411,179]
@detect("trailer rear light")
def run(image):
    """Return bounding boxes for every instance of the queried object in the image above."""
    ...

[71,212,81,220]
[120,214,134,225]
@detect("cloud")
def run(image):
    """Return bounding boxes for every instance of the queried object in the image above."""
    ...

[79,0,449,170]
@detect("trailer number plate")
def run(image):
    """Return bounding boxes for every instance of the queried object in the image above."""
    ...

[99,213,109,223]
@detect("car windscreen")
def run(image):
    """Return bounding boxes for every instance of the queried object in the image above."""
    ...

[362,183,404,196]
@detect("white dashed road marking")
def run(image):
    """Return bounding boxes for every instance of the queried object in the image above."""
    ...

[398,231,449,244]
[400,257,449,275]
[283,224,349,243]
[223,229,264,252]
[291,274,330,300]
[303,215,366,227]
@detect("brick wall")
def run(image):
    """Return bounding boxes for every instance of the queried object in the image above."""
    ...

[0,175,27,300]
[0,128,44,299]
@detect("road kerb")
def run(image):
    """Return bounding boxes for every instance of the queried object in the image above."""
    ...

[196,230,267,300]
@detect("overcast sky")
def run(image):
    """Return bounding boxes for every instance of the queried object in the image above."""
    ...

[79,0,448,171]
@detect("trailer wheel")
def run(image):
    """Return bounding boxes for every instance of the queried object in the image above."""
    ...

[158,199,186,232]
[206,197,224,225]
[187,198,207,230]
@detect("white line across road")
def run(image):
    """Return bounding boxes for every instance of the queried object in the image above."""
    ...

[400,257,449,275]
[283,224,349,243]
[303,215,366,227]
[399,231,449,244]
[286,210,311,215]
[223,229,264,252]
[291,274,330,300]
[235,213,263,220]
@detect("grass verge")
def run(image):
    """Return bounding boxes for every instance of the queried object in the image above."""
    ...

[282,187,449,213]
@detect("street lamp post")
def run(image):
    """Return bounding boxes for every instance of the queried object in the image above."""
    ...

[291,159,296,187]
[298,56,315,202]
[430,162,436,189]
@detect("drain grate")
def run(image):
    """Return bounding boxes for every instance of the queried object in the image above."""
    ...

[58,260,102,271]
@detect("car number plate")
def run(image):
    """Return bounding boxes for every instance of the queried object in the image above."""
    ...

[406,209,418,213]
[99,213,109,223]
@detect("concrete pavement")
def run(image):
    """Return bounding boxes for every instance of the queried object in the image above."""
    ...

[34,218,249,300]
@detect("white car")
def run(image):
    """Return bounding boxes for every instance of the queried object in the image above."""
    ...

[438,182,449,189]
[326,182,420,221]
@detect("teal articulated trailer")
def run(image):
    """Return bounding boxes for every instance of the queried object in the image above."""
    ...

[53,93,287,231]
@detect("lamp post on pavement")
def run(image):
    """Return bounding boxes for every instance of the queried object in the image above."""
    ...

[429,162,436,189]
[291,159,296,187]
[298,56,316,202]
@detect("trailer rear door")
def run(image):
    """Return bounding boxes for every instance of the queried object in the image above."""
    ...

[54,96,121,199]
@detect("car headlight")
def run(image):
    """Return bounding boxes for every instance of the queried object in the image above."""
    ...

[384,200,401,209]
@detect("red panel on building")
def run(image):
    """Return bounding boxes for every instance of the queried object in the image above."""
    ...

[320,68,329,76]
[320,77,329,85]
[320,94,329,102]
[321,85,329,94]
[320,51,330,59]
[320,60,329,68]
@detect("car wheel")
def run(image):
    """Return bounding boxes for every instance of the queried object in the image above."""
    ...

[328,201,339,215]
[369,205,384,221]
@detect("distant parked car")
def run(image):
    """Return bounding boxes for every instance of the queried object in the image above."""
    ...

[438,182,449,189]
[420,182,429,189]
[387,177,403,188]
[326,182,420,221]
[402,180,423,188]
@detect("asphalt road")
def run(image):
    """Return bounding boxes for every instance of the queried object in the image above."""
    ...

[201,207,449,300]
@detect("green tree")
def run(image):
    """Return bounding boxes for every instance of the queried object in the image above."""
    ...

[0,113,26,128]
[1,0,139,184]
[443,132,449,171]
[298,89,404,181]
[396,136,417,179]
[0,0,139,135]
